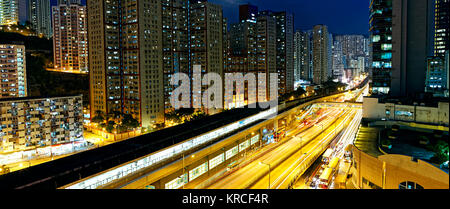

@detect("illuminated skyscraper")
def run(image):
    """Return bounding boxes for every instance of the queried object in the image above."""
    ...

[369,0,393,95]
[423,0,449,97]
[332,39,345,82]
[29,0,52,38]
[189,0,224,114]
[52,0,88,74]
[312,24,330,84]
[434,0,449,57]
[294,30,310,81]
[227,20,258,108]
[88,0,165,128]
[88,0,224,127]
[256,14,276,103]
[239,4,258,23]
[259,10,294,95]
[391,0,434,97]
[0,44,27,98]
[0,0,27,26]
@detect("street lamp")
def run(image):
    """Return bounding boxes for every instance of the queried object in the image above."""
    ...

[182,153,195,189]
[259,162,271,189]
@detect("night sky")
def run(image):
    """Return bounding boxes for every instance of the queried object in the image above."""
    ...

[51,0,369,35]
[211,0,370,35]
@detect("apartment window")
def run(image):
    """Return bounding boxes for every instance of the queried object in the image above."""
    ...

[399,181,423,189]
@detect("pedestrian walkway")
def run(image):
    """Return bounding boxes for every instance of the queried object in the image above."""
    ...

[353,126,383,157]
[0,131,107,176]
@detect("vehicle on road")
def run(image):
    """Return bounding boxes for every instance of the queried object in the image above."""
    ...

[0,165,10,175]
[227,161,239,171]
[318,167,333,189]
[322,148,333,164]
[328,157,340,171]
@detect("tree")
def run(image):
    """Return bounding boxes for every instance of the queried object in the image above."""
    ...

[280,87,307,102]
[91,110,105,124]
[106,120,116,133]
[122,114,139,130]
[188,110,207,122]
[166,108,197,124]
[321,80,346,93]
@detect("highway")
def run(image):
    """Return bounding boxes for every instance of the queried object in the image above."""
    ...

[296,84,367,189]
[194,83,368,189]
[251,109,356,189]
[204,108,351,189]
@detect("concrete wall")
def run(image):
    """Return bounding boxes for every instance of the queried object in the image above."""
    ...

[350,145,449,189]
[363,97,449,125]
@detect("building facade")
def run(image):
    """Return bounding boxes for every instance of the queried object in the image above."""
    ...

[88,0,224,128]
[312,24,330,85]
[189,0,224,114]
[260,10,294,95]
[256,15,276,102]
[0,44,26,98]
[332,39,345,82]
[425,56,448,96]
[239,4,257,23]
[391,0,435,97]
[294,30,310,81]
[434,0,449,57]
[88,0,165,128]
[52,0,88,74]
[350,145,449,189]
[29,0,52,38]
[227,20,258,108]
[369,0,393,95]
[0,95,83,153]
[362,97,449,125]
[0,0,27,26]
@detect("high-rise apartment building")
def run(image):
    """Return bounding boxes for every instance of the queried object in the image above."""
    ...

[29,0,52,38]
[88,0,165,128]
[312,24,330,84]
[332,39,345,82]
[161,0,189,112]
[434,0,449,57]
[307,29,314,81]
[259,10,294,95]
[52,0,88,74]
[294,30,310,81]
[227,20,258,107]
[88,0,224,128]
[223,17,229,74]
[391,0,434,97]
[335,35,368,60]
[328,33,333,80]
[0,95,83,153]
[369,0,393,95]
[0,0,27,26]
[190,0,224,114]
[239,4,258,23]
[422,0,449,97]
[256,14,276,102]
[0,44,26,98]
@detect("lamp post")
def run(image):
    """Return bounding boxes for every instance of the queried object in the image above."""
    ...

[259,162,271,189]
[182,153,194,189]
